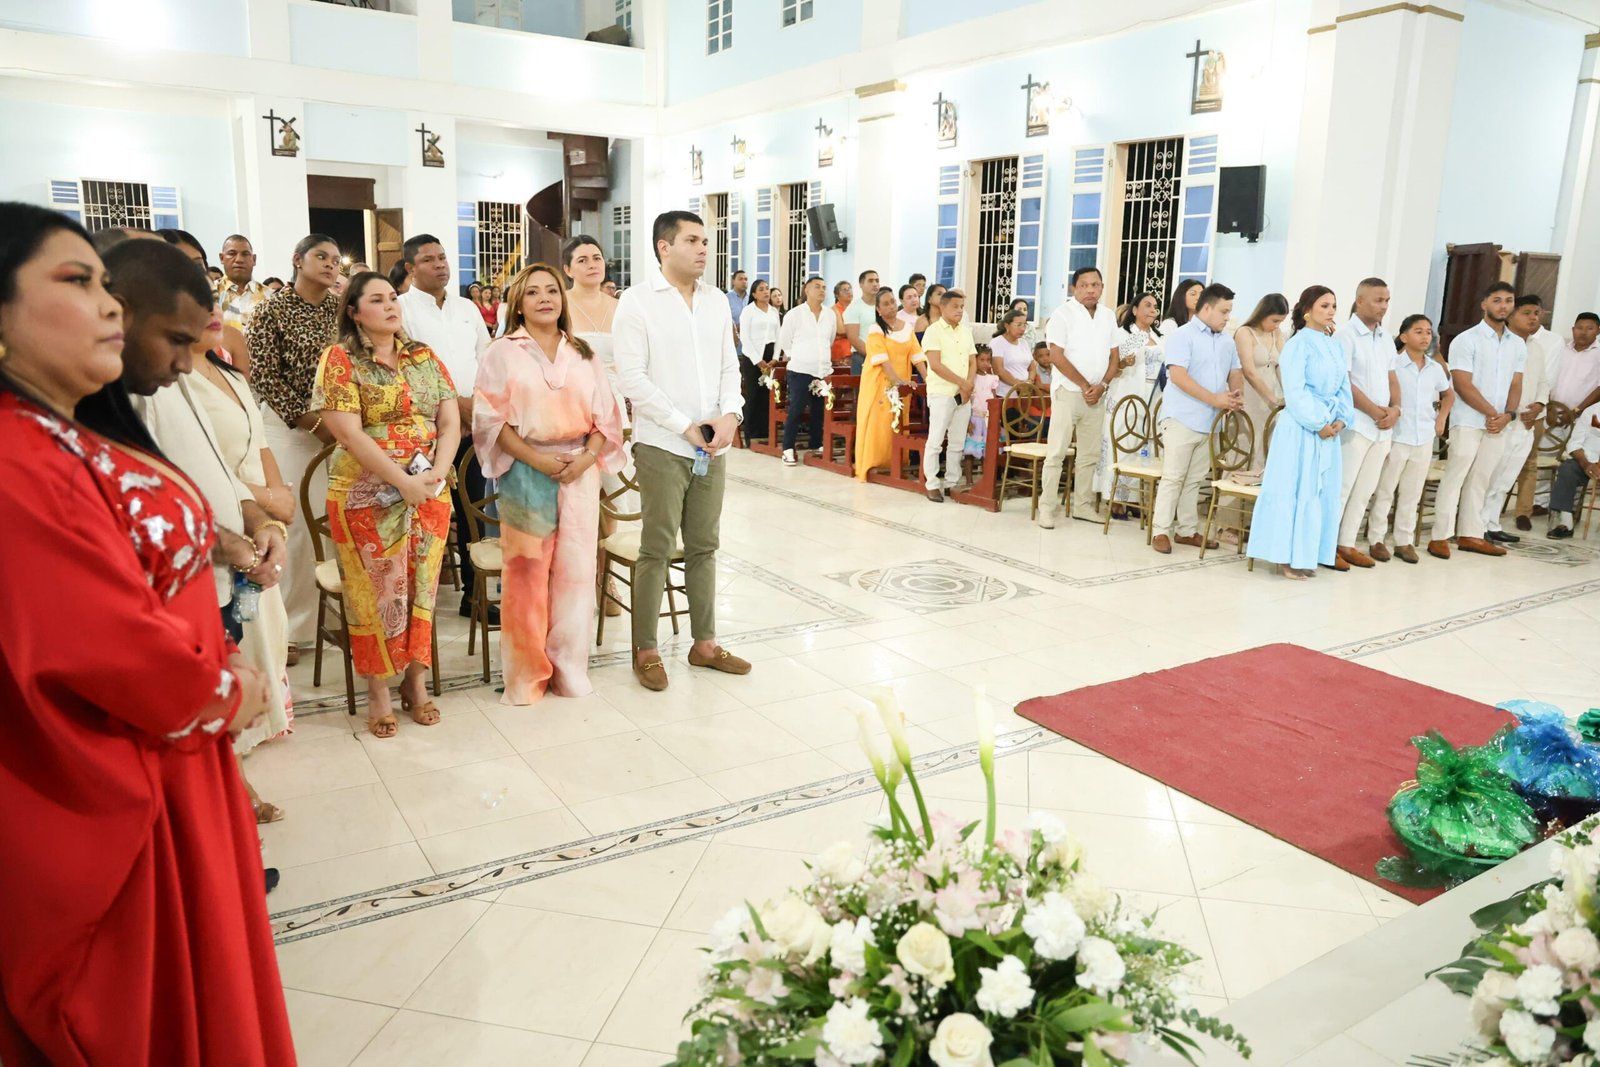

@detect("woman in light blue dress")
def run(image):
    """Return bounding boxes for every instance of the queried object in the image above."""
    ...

[1246,286,1354,580]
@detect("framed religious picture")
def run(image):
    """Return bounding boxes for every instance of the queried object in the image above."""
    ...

[1022,74,1050,137]
[1187,40,1225,114]
[816,119,834,168]
[263,110,300,158]
[731,137,747,179]
[934,93,957,149]
[417,124,444,168]
[690,146,704,186]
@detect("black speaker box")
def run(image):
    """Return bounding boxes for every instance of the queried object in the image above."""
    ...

[806,203,845,252]
[1217,166,1266,241]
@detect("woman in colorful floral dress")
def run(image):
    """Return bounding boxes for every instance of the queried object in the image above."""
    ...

[312,271,460,736]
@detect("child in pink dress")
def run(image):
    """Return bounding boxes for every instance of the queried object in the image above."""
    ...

[961,348,1000,485]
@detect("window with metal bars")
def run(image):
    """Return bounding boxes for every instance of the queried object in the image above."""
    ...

[81,180,155,232]
[610,205,632,290]
[707,0,732,54]
[705,193,730,290]
[475,201,525,286]
[781,0,813,27]
[1115,138,1184,308]
[782,182,810,306]
[972,157,1020,329]
[614,0,632,34]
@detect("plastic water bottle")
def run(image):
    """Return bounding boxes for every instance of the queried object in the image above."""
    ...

[233,571,261,623]
[692,448,710,477]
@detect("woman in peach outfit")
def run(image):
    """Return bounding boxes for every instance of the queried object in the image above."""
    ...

[473,264,624,704]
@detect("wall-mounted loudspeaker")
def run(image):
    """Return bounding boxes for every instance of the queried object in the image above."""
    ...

[807,203,847,252]
[1217,166,1266,243]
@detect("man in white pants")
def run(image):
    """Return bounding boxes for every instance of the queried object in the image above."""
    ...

[1038,267,1119,527]
[1332,278,1400,568]
[1365,314,1454,563]
[920,290,976,502]
[1150,283,1244,554]
[1481,294,1555,542]
[1428,282,1526,559]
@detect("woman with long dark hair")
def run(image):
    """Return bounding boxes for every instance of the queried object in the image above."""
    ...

[1099,291,1164,513]
[738,278,781,440]
[855,284,927,479]
[1246,286,1354,579]
[311,271,460,736]
[0,202,291,1064]
[916,282,947,341]
[1235,292,1290,463]
[473,263,624,703]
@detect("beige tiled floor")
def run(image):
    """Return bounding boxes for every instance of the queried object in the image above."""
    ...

[261,447,1600,1065]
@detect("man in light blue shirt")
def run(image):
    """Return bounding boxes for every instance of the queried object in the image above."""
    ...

[1151,283,1244,553]
[1427,281,1526,558]
[727,269,749,357]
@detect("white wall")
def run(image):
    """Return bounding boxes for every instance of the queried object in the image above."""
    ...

[455,137,565,204]
[304,103,411,167]
[0,81,238,249]
[0,0,248,55]
[1426,0,1584,311]
[662,0,863,104]
[289,2,420,78]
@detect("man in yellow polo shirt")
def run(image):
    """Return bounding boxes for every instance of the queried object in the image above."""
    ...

[921,289,977,502]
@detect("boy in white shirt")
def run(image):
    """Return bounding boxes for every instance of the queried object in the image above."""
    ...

[1365,314,1454,563]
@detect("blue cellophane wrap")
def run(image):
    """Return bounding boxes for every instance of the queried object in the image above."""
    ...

[1496,699,1600,800]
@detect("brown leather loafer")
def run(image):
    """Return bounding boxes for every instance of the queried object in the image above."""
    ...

[633,657,669,691]
[1337,546,1375,568]
[1515,515,1533,531]
[1368,542,1391,563]
[1427,540,1452,559]
[1457,536,1507,557]
[926,488,945,502]
[1394,544,1419,564]
[688,646,752,675]
[1152,534,1172,555]
[1172,533,1218,550]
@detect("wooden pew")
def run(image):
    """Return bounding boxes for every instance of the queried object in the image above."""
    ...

[865,383,930,493]
[946,395,1003,512]
[804,373,860,477]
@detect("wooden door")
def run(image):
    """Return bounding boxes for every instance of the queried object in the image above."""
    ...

[374,209,403,275]
[1439,242,1500,357]
[1513,252,1561,329]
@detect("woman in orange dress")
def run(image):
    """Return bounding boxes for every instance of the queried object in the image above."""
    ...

[473,264,624,704]
[0,202,291,1065]
[854,285,926,480]
[312,272,460,737]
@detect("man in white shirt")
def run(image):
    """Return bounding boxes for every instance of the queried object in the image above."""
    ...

[1481,294,1556,539]
[613,210,750,691]
[1547,401,1600,538]
[1428,282,1526,559]
[776,275,836,467]
[1332,278,1401,568]
[397,233,493,621]
[1038,267,1120,526]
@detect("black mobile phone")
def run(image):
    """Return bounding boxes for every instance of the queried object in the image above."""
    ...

[699,423,716,446]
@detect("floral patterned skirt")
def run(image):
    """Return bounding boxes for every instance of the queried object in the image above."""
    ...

[327,486,451,679]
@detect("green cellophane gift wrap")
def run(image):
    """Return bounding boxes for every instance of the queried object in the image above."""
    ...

[1377,729,1538,889]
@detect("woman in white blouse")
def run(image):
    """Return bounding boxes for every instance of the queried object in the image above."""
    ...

[991,308,1037,398]
[1098,292,1164,513]
[777,275,836,466]
[738,279,781,443]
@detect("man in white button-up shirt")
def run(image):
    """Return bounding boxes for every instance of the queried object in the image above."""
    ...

[1038,267,1120,526]
[1480,294,1557,541]
[397,233,492,621]
[1428,282,1526,558]
[1332,278,1401,568]
[776,276,836,466]
[1547,400,1600,538]
[613,210,750,690]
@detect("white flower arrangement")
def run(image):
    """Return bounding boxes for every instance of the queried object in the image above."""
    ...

[811,376,835,411]
[760,371,783,405]
[672,692,1249,1066]
[886,386,906,435]
[1430,815,1600,1065]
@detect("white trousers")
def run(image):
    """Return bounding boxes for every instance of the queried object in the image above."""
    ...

[1430,424,1507,542]
[1481,419,1534,533]
[923,394,971,491]
[263,406,329,645]
[1150,419,1211,539]
[1337,432,1391,545]
[1039,389,1106,517]
[1367,440,1432,546]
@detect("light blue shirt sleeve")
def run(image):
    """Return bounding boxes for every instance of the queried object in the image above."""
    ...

[1163,324,1195,372]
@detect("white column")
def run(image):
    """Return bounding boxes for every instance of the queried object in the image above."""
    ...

[1285,1,1465,314]
[632,133,665,277]
[232,96,309,281]
[851,83,906,285]
[1554,36,1600,327]
[1281,0,1338,299]
[399,112,460,267]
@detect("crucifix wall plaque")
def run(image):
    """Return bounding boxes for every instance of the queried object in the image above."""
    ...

[416,124,444,168]
[933,92,957,149]
[263,110,300,158]
[1186,39,1225,114]
[690,146,703,186]
[1021,73,1050,137]
[731,136,747,179]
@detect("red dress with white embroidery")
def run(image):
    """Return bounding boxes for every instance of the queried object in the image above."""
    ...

[0,393,295,1066]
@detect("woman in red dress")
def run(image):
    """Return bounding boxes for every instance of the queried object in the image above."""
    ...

[0,203,295,1065]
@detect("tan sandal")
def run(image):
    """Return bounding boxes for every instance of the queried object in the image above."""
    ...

[401,697,441,726]
[367,712,399,739]
[254,801,286,824]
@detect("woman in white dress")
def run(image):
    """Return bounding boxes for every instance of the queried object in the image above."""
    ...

[1234,293,1289,466]
[739,279,782,442]
[1098,292,1164,514]
[562,235,625,616]
[186,348,295,822]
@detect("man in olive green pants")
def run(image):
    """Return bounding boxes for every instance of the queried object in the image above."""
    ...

[612,210,753,690]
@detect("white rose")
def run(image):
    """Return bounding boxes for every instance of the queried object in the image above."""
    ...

[1470,970,1518,1038]
[761,895,831,966]
[830,916,875,975]
[897,922,956,987]
[710,905,751,959]
[1515,963,1564,1016]
[816,841,867,886]
[928,1013,995,1067]
[1556,927,1600,974]
[1584,1016,1600,1053]
[1064,873,1114,920]
[975,954,1035,1019]
[1022,892,1086,961]
[821,997,884,1065]
[1500,1009,1556,1063]
[1075,936,1126,996]
[1039,834,1086,871]
[1027,811,1067,843]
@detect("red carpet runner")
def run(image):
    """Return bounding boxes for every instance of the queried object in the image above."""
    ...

[1015,643,1516,904]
